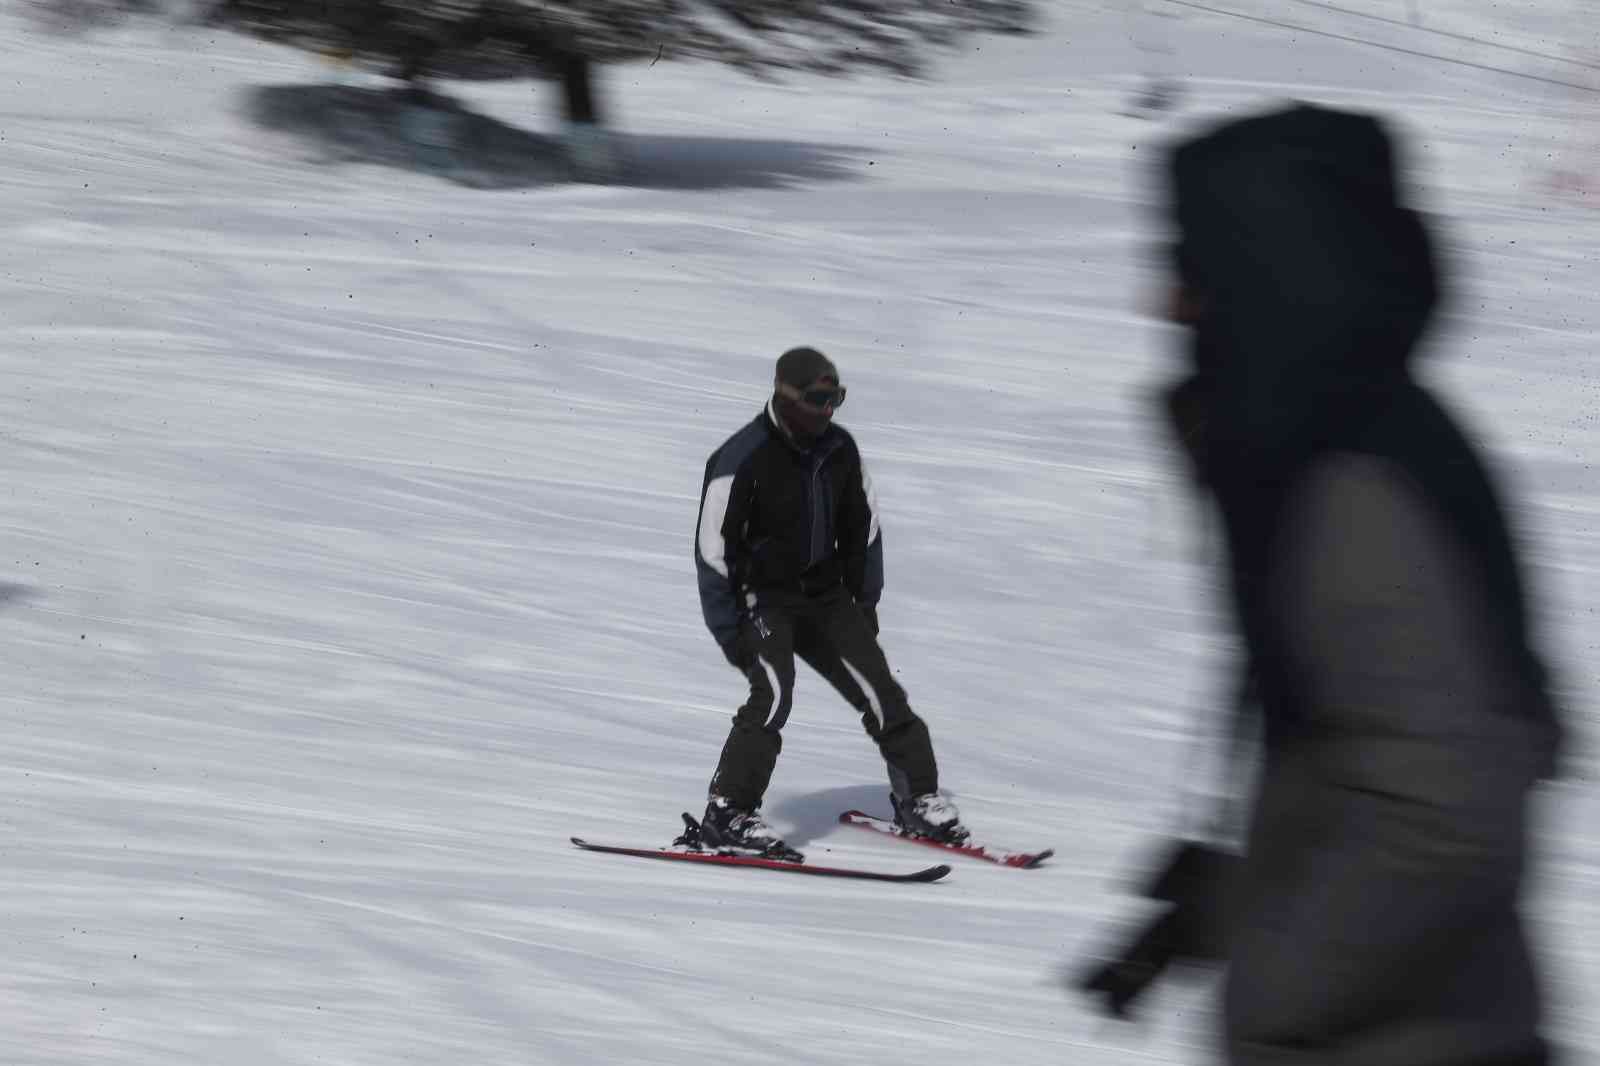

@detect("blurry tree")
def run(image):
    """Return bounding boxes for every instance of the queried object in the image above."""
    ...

[24,0,176,32]
[34,0,1033,179]
[201,0,1035,125]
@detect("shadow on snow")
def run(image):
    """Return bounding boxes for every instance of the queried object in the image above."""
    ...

[245,83,869,191]
[768,783,894,850]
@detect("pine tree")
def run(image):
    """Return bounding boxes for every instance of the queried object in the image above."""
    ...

[41,0,1033,180]
[203,0,1036,121]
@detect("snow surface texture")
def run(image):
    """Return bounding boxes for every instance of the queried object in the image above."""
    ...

[1,1,1596,1063]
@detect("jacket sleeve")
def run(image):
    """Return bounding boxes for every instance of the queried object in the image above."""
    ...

[695,448,753,649]
[839,438,884,605]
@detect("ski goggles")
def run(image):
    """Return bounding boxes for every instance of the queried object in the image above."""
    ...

[779,382,847,410]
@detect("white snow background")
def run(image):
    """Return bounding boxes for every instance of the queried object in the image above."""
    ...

[1,1,1596,1062]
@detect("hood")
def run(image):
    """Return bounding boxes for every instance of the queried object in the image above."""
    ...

[1169,103,1440,478]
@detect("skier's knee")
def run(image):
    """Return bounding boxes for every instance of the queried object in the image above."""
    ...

[735,691,790,732]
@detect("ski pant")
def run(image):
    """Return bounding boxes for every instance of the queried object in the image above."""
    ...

[708,585,939,811]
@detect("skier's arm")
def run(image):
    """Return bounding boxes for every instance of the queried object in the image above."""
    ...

[840,440,884,610]
[695,454,752,656]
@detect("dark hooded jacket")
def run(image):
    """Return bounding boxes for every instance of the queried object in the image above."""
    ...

[1165,104,1562,1066]
[1169,103,1560,763]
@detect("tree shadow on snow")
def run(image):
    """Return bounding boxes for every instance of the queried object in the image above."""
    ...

[767,783,892,849]
[244,83,867,191]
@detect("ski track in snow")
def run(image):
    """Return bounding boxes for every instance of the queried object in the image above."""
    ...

[0,2,1596,1063]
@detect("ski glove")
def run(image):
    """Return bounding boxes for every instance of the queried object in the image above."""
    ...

[860,602,880,638]
[722,619,765,673]
[1076,838,1237,1020]
[720,634,752,672]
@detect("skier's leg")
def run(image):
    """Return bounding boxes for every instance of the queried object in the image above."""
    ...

[707,608,796,811]
[794,593,937,801]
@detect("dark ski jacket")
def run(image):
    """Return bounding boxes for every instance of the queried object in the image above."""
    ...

[1168,102,1560,762]
[1165,103,1562,1066]
[694,401,884,653]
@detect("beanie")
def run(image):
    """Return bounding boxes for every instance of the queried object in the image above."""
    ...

[775,347,839,387]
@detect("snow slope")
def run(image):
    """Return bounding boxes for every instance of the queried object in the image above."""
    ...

[0,2,1595,1063]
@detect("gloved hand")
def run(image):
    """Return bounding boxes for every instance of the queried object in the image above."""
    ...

[1076,908,1183,1019]
[721,632,753,672]
[860,601,880,638]
[1075,839,1237,1020]
[721,617,765,672]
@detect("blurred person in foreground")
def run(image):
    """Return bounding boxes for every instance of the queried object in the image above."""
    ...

[1078,103,1564,1066]
[690,347,968,862]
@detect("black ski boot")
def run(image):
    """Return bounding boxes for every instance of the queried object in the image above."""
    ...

[700,796,804,863]
[892,792,971,846]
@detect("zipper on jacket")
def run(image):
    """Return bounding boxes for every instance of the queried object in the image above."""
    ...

[810,460,823,568]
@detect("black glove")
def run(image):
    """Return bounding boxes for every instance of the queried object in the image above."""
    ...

[1076,909,1184,1019]
[720,633,752,672]
[1075,839,1237,1020]
[720,618,765,672]
[859,601,879,638]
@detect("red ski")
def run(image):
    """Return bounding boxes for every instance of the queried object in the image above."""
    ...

[838,810,1054,869]
[570,837,950,883]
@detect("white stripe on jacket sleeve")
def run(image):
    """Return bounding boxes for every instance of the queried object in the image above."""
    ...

[861,460,881,545]
[697,474,735,577]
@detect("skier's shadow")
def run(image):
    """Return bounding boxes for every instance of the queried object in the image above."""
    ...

[244,84,866,190]
[768,784,893,849]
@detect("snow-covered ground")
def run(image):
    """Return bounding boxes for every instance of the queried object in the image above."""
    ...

[1,2,1596,1062]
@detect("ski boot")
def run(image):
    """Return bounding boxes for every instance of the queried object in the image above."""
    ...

[892,792,971,846]
[700,796,804,863]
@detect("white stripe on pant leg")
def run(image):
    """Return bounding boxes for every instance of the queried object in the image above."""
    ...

[839,658,885,731]
[759,654,785,728]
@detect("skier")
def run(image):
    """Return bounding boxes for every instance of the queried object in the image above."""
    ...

[692,346,968,861]
[1092,102,1564,1065]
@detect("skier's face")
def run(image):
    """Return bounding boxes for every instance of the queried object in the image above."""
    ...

[776,376,844,441]
[1167,283,1207,326]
